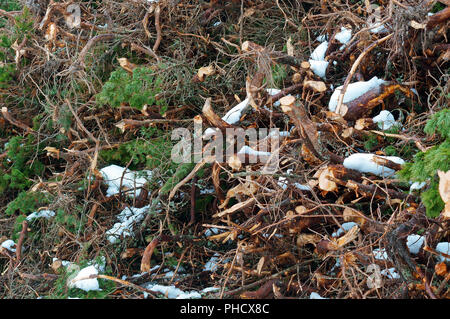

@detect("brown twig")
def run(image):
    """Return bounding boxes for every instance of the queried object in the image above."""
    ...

[189,176,197,225]
[1,107,34,133]
[153,5,162,52]
[15,220,28,266]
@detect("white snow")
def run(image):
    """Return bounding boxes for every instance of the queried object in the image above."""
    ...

[311,41,328,61]
[331,222,358,237]
[205,227,223,237]
[316,34,327,42]
[177,291,202,299]
[26,209,55,221]
[436,242,450,263]
[278,169,312,191]
[310,292,327,299]
[204,88,283,138]
[373,248,389,260]
[100,165,151,198]
[369,23,388,34]
[293,183,312,191]
[372,110,398,130]
[203,255,220,272]
[53,257,72,267]
[106,205,151,244]
[328,76,387,112]
[381,267,400,279]
[201,287,220,293]
[406,235,424,255]
[335,27,352,45]
[308,40,330,78]
[308,60,329,79]
[199,187,215,195]
[343,153,405,177]
[409,181,427,192]
[141,283,201,299]
[1,239,16,252]
[68,265,101,292]
[221,98,250,125]
[237,145,271,157]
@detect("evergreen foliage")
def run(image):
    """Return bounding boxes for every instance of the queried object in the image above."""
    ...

[96,66,167,111]
[399,109,450,217]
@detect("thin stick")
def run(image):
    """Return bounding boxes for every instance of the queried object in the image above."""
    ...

[15,220,28,266]
[334,33,393,115]
[153,5,162,52]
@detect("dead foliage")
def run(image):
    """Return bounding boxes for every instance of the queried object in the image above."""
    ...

[0,0,449,299]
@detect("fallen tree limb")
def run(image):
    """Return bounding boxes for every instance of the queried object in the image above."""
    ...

[427,7,450,29]
[345,179,417,202]
[1,107,34,133]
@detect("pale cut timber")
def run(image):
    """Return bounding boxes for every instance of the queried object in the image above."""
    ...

[202,98,235,132]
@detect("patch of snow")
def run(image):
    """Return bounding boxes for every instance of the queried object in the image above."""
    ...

[106,205,151,244]
[201,286,220,293]
[343,153,405,177]
[373,248,389,260]
[436,242,450,263]
[1,239,16,252]
[316,34,327,42]
[205,227,223,237]
[328,76,387,112]
[68,265,101,292]
[100,165,151,198]
[310,292,327,299]
[372,110,398,130]
[199,187,215,195]
[278,169,312,191]
[221,98,250,125]
[266,88,281,96]
[332,222,358,237]
[369,23,388,34]
[308,40,330,78]
[293,183,312,191]
[203,255,220,272]
[406,235,424,255]
[237,145,271,157]
[381,267,400,279]
[335,27,352,45]
[311,41,328,61]
[409,181,427,192]
[53,257,72,267]
[308,59,329,79]
[204,88,284,138]
[26,210,55,221]
[142,283,201,299]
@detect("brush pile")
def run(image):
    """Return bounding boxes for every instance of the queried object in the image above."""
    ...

[0,0,449,299]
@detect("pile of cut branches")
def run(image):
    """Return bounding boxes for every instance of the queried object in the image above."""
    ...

[0,0,449,299]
